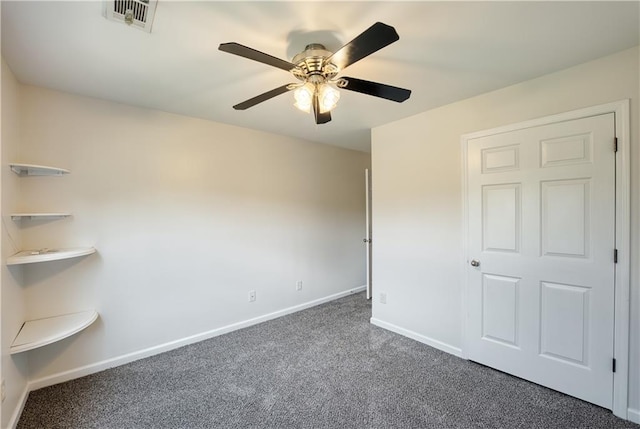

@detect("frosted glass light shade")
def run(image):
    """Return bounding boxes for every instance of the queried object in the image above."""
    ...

[319,84,340,113]
[294,83,314,113]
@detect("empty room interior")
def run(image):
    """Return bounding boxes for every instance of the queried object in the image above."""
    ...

[1,1,640,428]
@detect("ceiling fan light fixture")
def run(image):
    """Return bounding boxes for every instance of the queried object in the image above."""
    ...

[219,22,411,125]
[293,83,314,113]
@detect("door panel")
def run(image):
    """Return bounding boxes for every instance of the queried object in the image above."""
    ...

[541,179,590,257]
[482,184,521,252]
[540,281,590,365]
[466,113,615,409]
[482,144,520,173]
[540,133,592,167]
[482,274,520,347]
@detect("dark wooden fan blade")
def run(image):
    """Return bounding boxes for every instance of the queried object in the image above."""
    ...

[338,77,411,102]
[326,22,399,71]
[233,84,294,110]
[219,42,298,72]
[313,95,332,124]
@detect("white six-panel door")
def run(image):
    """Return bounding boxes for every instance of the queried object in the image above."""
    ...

[365,168,372,300]
[466,113,616,409]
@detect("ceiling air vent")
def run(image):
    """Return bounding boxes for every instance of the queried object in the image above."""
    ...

[103,0,158,33]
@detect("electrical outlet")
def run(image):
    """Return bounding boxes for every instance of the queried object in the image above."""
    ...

[1,379,6,403]
[296,280,303,291]
[379,293,387,304]
[248,290,256,302]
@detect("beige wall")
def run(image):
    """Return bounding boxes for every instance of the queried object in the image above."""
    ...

[2,82,369,424]
[371,46,639,417]
[1,59,28,428]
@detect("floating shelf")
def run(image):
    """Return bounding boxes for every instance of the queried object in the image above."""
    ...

[7,247,96,266]
[11,213,72,221]
[10,163,70,176]
[10,310,98,354]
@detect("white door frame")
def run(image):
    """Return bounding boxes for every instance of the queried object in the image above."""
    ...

[460,100,630,419]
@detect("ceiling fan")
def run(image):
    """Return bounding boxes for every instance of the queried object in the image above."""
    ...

[219,22,411,125]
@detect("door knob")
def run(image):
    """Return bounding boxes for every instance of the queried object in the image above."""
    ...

[470,259,480,267]
[363,238,371,243]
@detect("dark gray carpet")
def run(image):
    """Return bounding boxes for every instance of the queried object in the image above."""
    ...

[18,292,638,428]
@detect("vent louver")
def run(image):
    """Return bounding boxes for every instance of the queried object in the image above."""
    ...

[103,0,158,33]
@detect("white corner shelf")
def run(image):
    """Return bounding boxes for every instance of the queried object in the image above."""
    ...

[9,163,70,176]
[10,310,98,354]
[11,213,72,221]
[7,247,96,266]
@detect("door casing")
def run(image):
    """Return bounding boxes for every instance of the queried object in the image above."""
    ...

[460,100,630,419]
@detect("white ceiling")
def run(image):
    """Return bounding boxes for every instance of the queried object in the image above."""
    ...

[2,1,639,152]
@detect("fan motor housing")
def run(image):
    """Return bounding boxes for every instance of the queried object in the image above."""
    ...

[292,44,338,82]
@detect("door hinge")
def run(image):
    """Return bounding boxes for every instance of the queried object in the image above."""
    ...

[612,358,617,373]
[614,249,618,263]
[614,137,618,152]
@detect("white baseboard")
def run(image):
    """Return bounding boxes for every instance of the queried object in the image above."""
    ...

[370,317,463,357]
[7,386,29,429]
[28,285,366,392]
[628,408,640,424]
